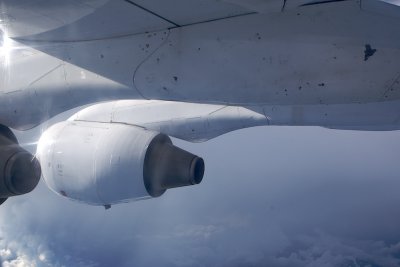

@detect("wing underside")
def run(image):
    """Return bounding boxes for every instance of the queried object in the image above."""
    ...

[1,0,398,42]
[0,0,252,41]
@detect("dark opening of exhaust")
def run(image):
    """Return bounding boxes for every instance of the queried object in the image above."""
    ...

[6,152,41,195]
[0,125,41,200]
[144,134,205,198]
[191,157,204,185]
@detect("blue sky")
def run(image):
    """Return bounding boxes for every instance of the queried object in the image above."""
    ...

[0,125,399,266]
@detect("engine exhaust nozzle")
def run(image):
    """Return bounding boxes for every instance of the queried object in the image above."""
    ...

[144,135,205,197]
[0,126,41,200]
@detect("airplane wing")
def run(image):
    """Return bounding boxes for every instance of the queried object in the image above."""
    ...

[0,0,399,206]
[0,0,254,41]
[0,0,399,131]
[4,0,398,42]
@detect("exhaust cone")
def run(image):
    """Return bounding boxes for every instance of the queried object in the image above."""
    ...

[144,135,205,197]
[0,126,41,200]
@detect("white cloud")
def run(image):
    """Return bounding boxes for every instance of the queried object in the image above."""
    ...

[0,127,399,267]
[264,231,400,267]
[173,224,223,239]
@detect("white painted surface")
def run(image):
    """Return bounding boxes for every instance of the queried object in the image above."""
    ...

[134,2,400,105]
[0,0,249,41]
[69,100,269,142]
[0,1,398,132]
[0,0,108,39]
[36,121,158,205]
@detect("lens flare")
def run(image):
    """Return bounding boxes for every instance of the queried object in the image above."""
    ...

[0,32,12,67]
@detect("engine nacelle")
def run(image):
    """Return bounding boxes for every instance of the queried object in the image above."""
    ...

[36,121,204,206]
[0,125,41,204]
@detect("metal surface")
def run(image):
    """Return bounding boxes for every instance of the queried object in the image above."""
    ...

[69,100,269,142]
[144,134,204,197]
[0,0,249,41]
[0,125,41,201]
[0,0,399,206]
[0,1,399,131]
[36,121,204,205]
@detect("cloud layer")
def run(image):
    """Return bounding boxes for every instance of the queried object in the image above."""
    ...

[0,127,399,267]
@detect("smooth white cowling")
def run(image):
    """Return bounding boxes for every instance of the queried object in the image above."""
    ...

[36,121,205,206]
[37,121,158,205]
[69,100,268,142]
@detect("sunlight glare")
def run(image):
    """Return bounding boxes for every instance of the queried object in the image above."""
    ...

[0,32,12,67]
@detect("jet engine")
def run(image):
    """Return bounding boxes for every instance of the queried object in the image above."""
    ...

[36,121,204,206]
[0,125,41,205]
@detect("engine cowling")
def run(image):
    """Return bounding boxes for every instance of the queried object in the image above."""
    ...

[36,121,204,206]
[0,125,41,204]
